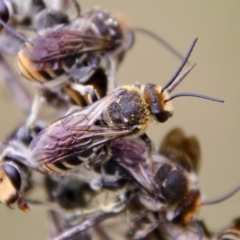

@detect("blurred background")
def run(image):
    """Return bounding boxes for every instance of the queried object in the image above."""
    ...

[0,0,239,239]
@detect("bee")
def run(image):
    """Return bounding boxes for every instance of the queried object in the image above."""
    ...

[111,132,240,239]
[15,7,133,86]
[216,217,240,240]
[52,135,198,240]
[0,121,45,211]
[111,136,201,226]
[28,38,223,174]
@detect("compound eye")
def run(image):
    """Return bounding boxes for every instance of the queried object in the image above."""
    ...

[0,1,9,24]
[2,164,21,191]
[154,111,171,123]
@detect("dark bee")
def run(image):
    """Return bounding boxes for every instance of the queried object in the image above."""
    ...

[29,38,223,174]
[111,136,201,225]
[216,218,240,240]
[16,7,184,87]
[16,8,133,87]
[111,133,240,239]
[53,135,199,240]
[0,121,45,211]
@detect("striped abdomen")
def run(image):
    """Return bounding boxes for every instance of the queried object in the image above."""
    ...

[17,42,74,83]
[43,144,111,174]
[217,229,240,240]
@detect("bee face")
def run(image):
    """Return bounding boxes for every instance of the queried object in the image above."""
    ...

[0,164,20,204]
[15,7,132,86]
[143,84,174,123]
[0,122,45,211]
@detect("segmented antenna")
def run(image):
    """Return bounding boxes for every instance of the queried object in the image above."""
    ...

[203,184,240,205]
[162,37,198,91]
[134,27,186,61]
[167,63,196,93]
[160,37,224,103]
[165,93,224,103]
[0,18,33,45]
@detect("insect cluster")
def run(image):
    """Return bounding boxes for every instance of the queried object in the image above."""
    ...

[0,0,239,240]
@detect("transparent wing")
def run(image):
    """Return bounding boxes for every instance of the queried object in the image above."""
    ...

[159,128,201,173]
[111,138,159,196]
[25,30,113,63]
[29,89,132,164]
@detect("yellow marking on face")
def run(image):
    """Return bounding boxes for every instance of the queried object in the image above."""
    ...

[0,169,17,203]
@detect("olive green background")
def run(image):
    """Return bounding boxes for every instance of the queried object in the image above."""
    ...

[0,0,240,239]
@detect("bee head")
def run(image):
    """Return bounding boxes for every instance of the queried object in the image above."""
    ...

[0,163,21,205]
[144,84,173,123]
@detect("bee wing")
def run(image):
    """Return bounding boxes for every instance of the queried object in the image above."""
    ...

[29,89,132,164]
[26,30,114,63]
[111,138,159,196]
[159,128,201,173]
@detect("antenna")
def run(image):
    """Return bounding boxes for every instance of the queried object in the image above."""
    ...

[165,93,224,103]
[162,37,198,91]
[134,27,186,61]
[0,18,33,45]
[203,184,240,205]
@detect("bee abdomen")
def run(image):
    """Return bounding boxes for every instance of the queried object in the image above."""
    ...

[17,47,73,83]
[43,157,84,174]
[217,229,240,240]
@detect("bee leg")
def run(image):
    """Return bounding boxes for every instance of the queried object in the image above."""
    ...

[34,9,70,31]
[139,133,154,167]
[25,91,45,128]
[71,83,99,104]
[54,211,120,240]
[42,75,69,90]
[105,55,117,92]
[70,55,100,83]
[72,0,81,18]
[17,193,29,212]
[128,212,159,239]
